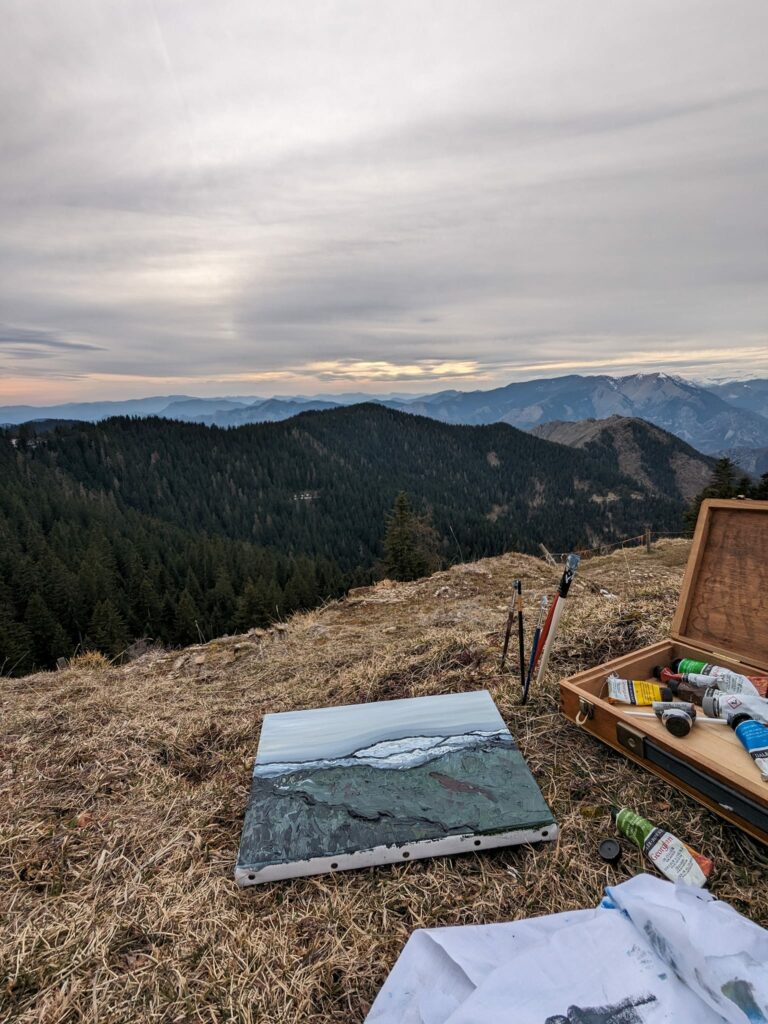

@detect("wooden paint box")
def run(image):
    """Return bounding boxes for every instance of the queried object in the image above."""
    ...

[560,499,768,845]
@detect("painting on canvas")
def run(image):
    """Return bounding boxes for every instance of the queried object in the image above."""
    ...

[236,689,556,885]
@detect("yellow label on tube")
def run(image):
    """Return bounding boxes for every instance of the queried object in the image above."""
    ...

[606,675,667,706]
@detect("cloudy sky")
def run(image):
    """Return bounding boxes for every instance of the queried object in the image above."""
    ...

[2,0,767,403]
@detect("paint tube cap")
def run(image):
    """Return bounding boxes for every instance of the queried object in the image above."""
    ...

[671,659,683,673]
[726,711,752,730]
[662,708,693,737]
[598,839,622,865]
[702,692,718,718]
[659,686,674,702]
[652,665,664,680]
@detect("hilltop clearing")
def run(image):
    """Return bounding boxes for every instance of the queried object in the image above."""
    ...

[1,540,766,1023]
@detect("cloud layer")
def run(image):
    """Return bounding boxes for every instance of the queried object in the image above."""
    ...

[1,0,767,401]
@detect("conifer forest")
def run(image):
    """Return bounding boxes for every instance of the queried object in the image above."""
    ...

[4,404,760,674]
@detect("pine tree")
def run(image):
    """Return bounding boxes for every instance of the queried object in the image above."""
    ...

[209,568,235,636]
[174,589,200,644]
[137,576,162,634]
[685,457,740,531]
[1,602,33,674]
[86,599,128,659]
[282,556,318,613]
[383,492,440,581]
[751,472,768,500]
[235,579,274,630]
[24,593,70,667]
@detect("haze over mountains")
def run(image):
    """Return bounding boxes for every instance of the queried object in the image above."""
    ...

[4,372,768,458]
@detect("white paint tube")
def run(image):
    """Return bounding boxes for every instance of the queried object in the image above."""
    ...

[702,690,768,726]
[684,671,760,697]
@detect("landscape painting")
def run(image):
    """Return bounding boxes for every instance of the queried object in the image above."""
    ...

[237,689,556,885]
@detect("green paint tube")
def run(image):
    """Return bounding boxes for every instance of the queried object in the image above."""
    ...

[611,806,713,887]
[673,659,765,697]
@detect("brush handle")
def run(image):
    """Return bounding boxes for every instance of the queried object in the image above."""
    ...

[521,625,541,704]
[500,612,514,670]
[536,599,564,680]
[533,595,558,669]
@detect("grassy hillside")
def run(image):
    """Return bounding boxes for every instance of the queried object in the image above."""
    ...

[2,540,766,1023]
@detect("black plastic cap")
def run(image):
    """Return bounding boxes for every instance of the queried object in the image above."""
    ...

[660,686,674,702]
[727,712,753,730]
[671,659,683,673]
[609,805,620,824]
[664,713,692,737]
[599,839,622,865]
[652,665,663,680]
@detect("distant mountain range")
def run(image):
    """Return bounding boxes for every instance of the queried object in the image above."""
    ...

[706,379,768,416]
[716,445,768,477]
[383,373,768,456]
[4,372,768,458]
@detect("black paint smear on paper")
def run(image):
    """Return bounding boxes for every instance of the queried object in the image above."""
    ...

[544,992,657,1024]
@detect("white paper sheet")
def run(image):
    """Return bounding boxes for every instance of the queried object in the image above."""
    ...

[366,874,768,1024]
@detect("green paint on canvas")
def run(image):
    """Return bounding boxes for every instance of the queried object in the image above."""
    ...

[238,732,553,871]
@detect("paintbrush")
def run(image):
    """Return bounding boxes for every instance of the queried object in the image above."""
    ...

[516,580,525,697]
[521,595,547,705]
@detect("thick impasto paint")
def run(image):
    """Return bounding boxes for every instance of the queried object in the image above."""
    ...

[236,689,556,884]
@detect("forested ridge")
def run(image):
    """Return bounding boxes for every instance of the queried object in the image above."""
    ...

[2,404,687,673]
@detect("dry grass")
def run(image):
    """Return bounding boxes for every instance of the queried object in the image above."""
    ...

[1,539,766,1023]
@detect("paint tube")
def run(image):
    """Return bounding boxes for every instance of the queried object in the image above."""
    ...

[672,659,766,697]
[656,664,768,699]
[606,674,673,706]
[662,674,710,706]
[611,806,713,887]
[652,700,696,737]
[702,689,768,726]
[732,719,768,782]
[684,671,763,697]
[627,701,697,737]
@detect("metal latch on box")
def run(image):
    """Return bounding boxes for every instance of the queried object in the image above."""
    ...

[575,697,594,726]
[616,721,646,758]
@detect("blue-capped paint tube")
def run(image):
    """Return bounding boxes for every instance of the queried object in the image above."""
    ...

[733,719,768,782]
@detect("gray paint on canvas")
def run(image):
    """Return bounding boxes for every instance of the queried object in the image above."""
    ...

[256,689,506,764]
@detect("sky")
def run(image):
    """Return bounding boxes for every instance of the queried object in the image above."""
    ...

[2,0,767,404]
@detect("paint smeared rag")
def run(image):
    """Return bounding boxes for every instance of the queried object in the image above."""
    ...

[366,874,768,1024]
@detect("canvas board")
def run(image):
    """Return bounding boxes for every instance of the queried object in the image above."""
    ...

[236,689,556,885]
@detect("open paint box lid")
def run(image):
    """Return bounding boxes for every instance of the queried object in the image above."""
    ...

[672,499,768,674]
